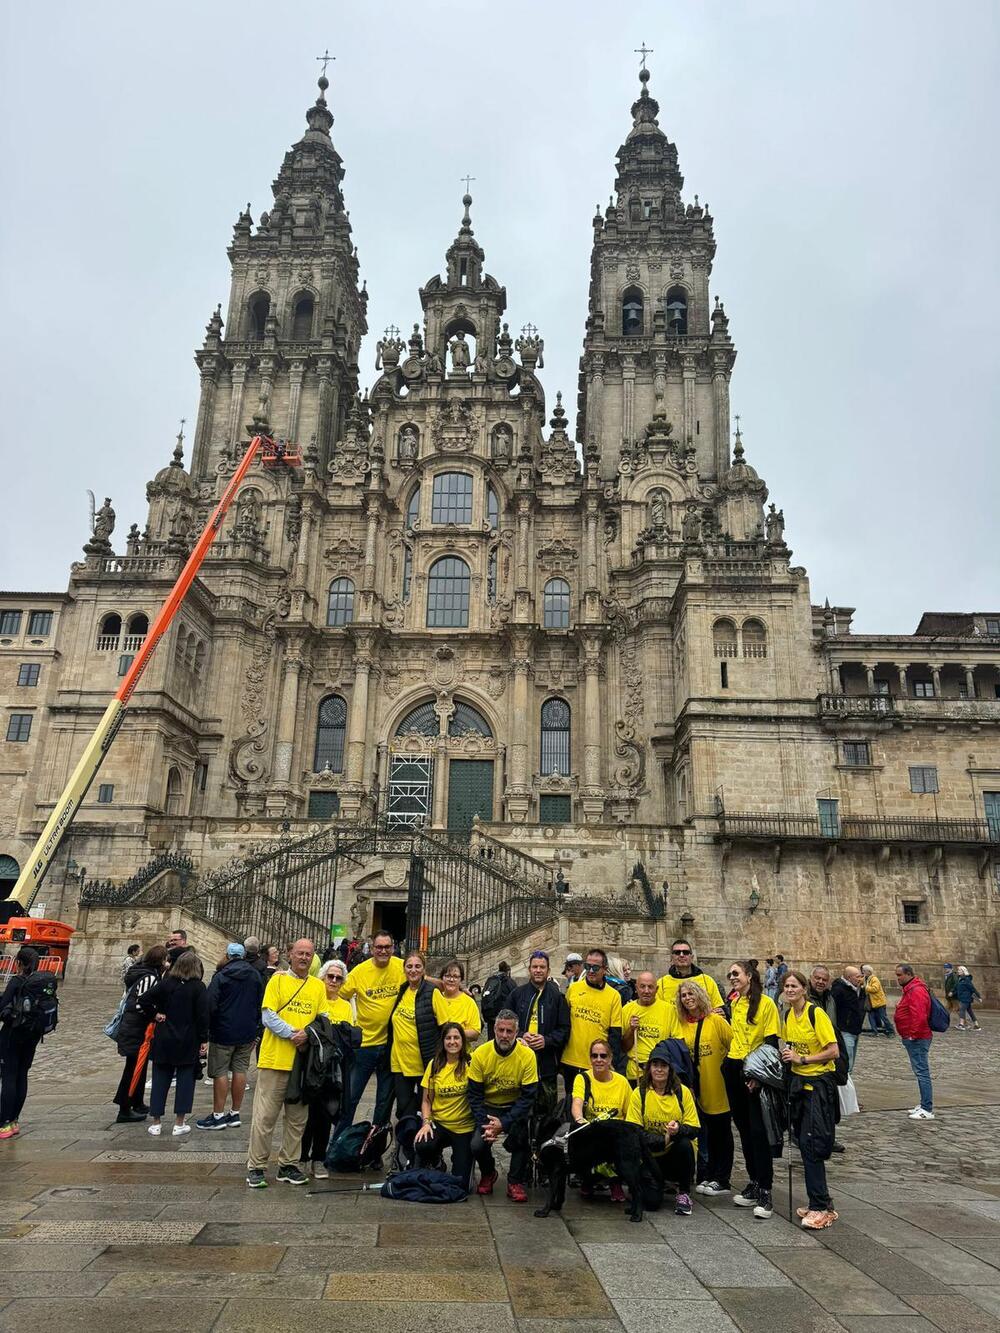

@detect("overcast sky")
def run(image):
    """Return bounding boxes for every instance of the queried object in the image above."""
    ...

[2,0,997,631]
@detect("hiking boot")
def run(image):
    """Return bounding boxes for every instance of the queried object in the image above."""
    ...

[733,1183,759,1207]
[476,1170,498,1196]
[246,1168,267,1189]
[276,1164,308,1185]
[753,1190,773,1219]
[674,1192,693,1216]
[196,1112,230,1131]
[831,1141,845,1153]
[609,1181,626,1203]
[699,1181,731,1196]
[506,1182,528,1203]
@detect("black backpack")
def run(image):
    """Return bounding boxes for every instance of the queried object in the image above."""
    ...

[326,1120,391,1172]
[4,972,59,1040]
[481,971,514,1023]
[806,1005,849,1086]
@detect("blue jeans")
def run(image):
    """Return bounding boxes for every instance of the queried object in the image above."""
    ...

[842,1031,859,1073]
[902,1037,933,1111]
[867,1006,893,1035]
[334,1042,394,1136]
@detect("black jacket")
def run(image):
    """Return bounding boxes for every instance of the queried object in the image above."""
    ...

[509,979,570,1078]
[286,1013,362,1112]
[389,980,440,1071]
[788,1071,839,1159]
[139,975,209,1066]
[206,959,264,1046]
[830,979,865,1036]
[116,963,163,1057]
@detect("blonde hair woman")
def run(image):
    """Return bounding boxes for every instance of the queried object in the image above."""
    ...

[674,979,733,1196]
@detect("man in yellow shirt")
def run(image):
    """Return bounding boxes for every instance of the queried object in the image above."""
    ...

[657,939,724,1011]
[621,970,679,1083]
[246,938,326,1188]
[561,949,624,1084]
[336,929,405,1131]
[468,1010,538,1203]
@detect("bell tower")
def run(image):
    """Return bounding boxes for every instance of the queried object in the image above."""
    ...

[191,68,368,480]
[577,63,736,481]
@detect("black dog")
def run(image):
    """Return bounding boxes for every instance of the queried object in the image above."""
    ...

[534,1116,660,1222]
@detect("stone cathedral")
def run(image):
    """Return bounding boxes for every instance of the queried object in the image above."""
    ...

[2,68,998,991]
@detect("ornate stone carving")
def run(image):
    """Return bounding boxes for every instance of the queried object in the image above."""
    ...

[430,400,473,453]
[324,535,364,568]
[536,537,579,573]
[432,645,460,688]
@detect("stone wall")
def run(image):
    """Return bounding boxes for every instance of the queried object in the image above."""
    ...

[69,903,233,984]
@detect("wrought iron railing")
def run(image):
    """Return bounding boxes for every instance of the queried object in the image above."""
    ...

[719,811,997,846]
[80,852,196,907]
[467,825,553,893]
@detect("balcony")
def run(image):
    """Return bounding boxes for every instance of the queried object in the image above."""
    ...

[819,694,895,718]
[719,810,998,850]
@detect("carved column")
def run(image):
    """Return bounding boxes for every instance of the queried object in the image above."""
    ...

[589,354,605,443]
[515,496,531,589]
[580,634,605,822]
[227,363,248,446]
[506,636,532,823]
[193,368,219,473]
[622,355,635,444]
[682,353,697,447]
[272,652,304,785]
[342,633,375,819]
[897,664,908,697]
[287,361,306,441]
[711,353,731,479]
[930,664,941,697]
[864,663,876,693]
[584,497,599,591]
[964,665,977,699]
[363,499,379,590]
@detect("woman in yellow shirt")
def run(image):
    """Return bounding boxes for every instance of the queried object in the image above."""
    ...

[300,960,360,1179]
[625,1045,701,1215]
[388,952,447,1122]
[414,1022,474,1186]
[721,960,781,1219]
[675,980,734,1197]
[435,960,482,1045]
[570,1039,633,1203]
[780,969,841,1231]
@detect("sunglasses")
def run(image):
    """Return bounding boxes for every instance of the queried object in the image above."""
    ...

[591,1052,610,1060]
[672,948,691,956]
[726,971,742,979]
[584,963,604,972]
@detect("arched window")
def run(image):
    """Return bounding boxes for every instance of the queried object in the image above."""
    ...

[665,285,688,336]
[622,286,644,336]
[97,613,122,650]
[450,701,493,737]
[540,698,571,776]
[431,472,473,524]
[165,767,183,815]
[193,641,206,675]
[395,700,439,736]
[712,619,738,658]
[406,485,421,529]
[314,694,347,772]
[487,486,499,529]
[127,613,148,637]
[248,292,270,341]
[543,578,571,629]
[742,619,768,659]
[327,578,355,627]
[426,556,470,628]
[291,293,314,340]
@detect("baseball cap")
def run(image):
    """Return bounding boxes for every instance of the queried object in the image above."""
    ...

[227,943,246,960]
[562,952,583,973]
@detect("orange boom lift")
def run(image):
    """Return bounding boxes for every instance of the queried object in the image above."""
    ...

[0,433,300,945]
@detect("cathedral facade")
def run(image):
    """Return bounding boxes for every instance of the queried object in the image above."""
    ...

[2,69,999,990]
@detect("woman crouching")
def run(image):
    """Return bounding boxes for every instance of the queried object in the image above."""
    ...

[780,969,840,1230]
[626,1041,701,1215]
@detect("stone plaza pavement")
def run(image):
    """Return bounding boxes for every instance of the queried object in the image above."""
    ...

[0,983,999,1333]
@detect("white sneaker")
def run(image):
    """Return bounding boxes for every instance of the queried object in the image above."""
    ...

[172,1123,192,1136]
[147,1123,162,1136]
[908,1107,935,1120]
[313,1162,329,1179]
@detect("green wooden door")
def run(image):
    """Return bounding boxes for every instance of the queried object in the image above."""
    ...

[447,760,494,832]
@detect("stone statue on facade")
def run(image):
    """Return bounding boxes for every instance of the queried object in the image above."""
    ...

[765,502,785,545]
[649,492,668,529]
[681,506,701,543]
[350,893,369,938]
[398,426,418,463]
[94,497,116,544]
[449,330,471,371]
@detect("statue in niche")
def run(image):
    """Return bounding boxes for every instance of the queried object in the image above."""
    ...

[449,330,471,371]
[398,426,418,463]
[492,426,512,463]
[234,490,262,541]
[474,349,490,375]
[649,491,668,529]
[765,503,785,545]
[681,506,701,543]
[425,348,443,375]
[350,894,369,939]
[93,497,116,544]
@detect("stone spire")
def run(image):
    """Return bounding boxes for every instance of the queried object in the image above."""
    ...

[444,185,486,289]
[614,64,685,215]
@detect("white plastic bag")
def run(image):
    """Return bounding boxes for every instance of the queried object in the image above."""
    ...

[838,1074,860,1117]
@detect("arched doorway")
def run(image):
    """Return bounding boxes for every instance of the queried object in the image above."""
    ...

[386,698,498,833]
[0,855,19,901]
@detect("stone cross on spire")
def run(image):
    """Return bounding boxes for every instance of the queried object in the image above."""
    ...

[316,49,335,78]
[461,174,476,194]
[634,42,653,71]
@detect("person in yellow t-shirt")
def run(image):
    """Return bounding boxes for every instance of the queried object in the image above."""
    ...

[468,1011,538,1202]
[657,939,725,1011]
[561,950,624,1087]
[622,971,679,1083]
[675,979,734,1197]
[780,969,841,1231]
[337,929,406,1130]
[247,938,326,1188]
[569,1038,633,1203]
[389,951,448,1123]
[435,960,482,1045]
[300,959,361,1180]
[721,961,781,1219]
[414,1022,475,1186]
[626,1044,701,1215]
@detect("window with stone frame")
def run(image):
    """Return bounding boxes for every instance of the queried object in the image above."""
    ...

[985,618,1000,637]
[326,578,355,627]
[712,619,738,658]
[901,901,925,925]
[314,695,347,772]
[27,611,52,636]
[17,664,39,687]
[913,680,935,698]
[308,791,340,820]
[909,765,939,794]
[0,611,23,636]
[487,486,499,529]
[431,472,473,525]
[406,485,421,528]
[539,794,572,824]
[543,579,571,629]
[97,784,114,805]
[843,741,871,767]
[742,619,767,658]
[6,714,32,743]
[540,698,571,776]
[426,556,470,628]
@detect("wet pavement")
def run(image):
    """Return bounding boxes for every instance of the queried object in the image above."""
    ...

[0,982,997,1332]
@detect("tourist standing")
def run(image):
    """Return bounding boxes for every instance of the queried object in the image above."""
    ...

[780,969,840,1229]
[113,943,168,1121]
[468,1009,538,1202]
[657,939,724,1011]
[722,961,780,1219]
[415,1022,475,1185]
[336,930,405,1131]
[621,970,678,1084]
[562,949,624,1085]
[894,963,935,1120]
[955,966,982,1031]
[830,967,866,1073]
[300,960,359,1179]
[480,961,516,1039]
[675,979,734,1195]
[943,964,957,1015]
[197,943,264,1131]
[139,950,209,1137]
[561,952,584,991]
[119,943,141,987]
[435,960,482,1044]
[246,938,327,1187]
[388,951,445,1122]
[510,950,569,1117]
[0,947,55,1139]
[862,965,893,1036]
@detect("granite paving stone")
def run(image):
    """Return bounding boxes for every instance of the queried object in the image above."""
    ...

[563,1217,663,1242]
[98,1271,328,1298]
[664,1232,794,1288]
[712,1286,853,1333]
[757,1248,912,1316]
[961,1203,1000,1221]
[23,1219,202,1243]
[515,1320,626,1333]
[953,1289,1000,1320]
[719,1207,823,1246]
[837,1319,941,1333]
[817,1225,952,1294]
[0,1242,106,1271]
[611,1299,741,1333]
[893,1244,1000,1285]
[215,1300,519,1332]
[953,1239,1000,1268]
[898,1204,1000,1239]
[195,1221,372,1246]
[581,1243,714,1300]
[323,1271,509,1301]
[0,1298,226,1333]
[378,1220,488,1246]
[902,1293,1000,1333]
[22,1200,169,1221]
[278,1243,498,1273]
[503,1265,615,1319]
[89,1243,285,1271]
[0,1273,113,1300]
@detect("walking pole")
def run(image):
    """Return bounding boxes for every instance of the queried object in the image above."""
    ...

[786,1089,794,1221]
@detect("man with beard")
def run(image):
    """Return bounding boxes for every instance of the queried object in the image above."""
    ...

[468,1009,538,1202]
[510,950,570,1117]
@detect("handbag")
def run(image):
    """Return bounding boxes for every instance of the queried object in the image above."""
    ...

[837,1074,860,1117]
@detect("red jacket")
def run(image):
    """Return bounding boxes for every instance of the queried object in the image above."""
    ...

[894,975,932,1039]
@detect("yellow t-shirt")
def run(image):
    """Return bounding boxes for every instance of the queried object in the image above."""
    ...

[621,999,680,1080]
[390,985,447,1077]
[626,1083,700,1154]
[340,956,406,1047]
[258,973,327,1072]
[782,1004,837,1079]
[728,993,780,1061]
[421,1058,474,1133]
[525,988,542,1035]
[325,995,354,1024]
[435,990,482,1039]
[657,969,724,1012]
[468,1040,538,1107]
[563,980,623,1070]
[572,1070,632,1121]
[678,1012,732,1115]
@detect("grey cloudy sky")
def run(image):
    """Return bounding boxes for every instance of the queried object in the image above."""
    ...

[2,0,997,631]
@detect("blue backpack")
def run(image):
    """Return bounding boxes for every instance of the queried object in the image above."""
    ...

[928,992,951,1033]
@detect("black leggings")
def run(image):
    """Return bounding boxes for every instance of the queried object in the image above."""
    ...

[393,1073,423,1123]
[114,1050,149,1113]
[416,1124,473,1187]
[699,1109,735,1187]
[301,1101,334,1164]
[0,1034,38,1124]
[723,1058,773,1190]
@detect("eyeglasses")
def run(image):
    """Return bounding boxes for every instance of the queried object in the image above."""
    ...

[373,944,392,951]
[672,948,692,956]
[591,1052,610,1060]
[584,963,604,972]
[726,971,742,979]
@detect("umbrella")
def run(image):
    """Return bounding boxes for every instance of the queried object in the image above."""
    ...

[128,1021,155,1099]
